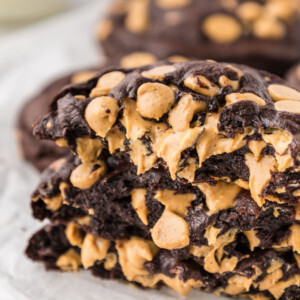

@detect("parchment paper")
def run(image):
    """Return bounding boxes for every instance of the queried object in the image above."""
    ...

[0,2,227,299]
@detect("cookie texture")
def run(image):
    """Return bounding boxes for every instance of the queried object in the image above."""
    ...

[17,71,98,171]
[98,0,300,76]
[27,60,300,299]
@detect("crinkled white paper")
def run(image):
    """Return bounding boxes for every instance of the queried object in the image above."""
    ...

[0,2,227,299]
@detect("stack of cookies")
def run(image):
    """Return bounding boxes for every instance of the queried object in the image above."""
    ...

[25,60,300,299]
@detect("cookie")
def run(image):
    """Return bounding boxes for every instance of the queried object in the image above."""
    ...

[16,71,98,171]
[34,60,300,205]
[98,0,300,76]
[26,60,300,299]
[26,222,300,299]
[27,151,300,299]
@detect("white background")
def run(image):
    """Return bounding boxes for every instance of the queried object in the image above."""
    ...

[0,1,227,299]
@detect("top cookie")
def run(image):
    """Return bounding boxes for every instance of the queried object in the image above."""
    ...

[33,60,300,207]
[98,0,300,75]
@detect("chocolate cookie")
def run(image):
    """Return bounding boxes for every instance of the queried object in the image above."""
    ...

[98,0,300,76]
[33,60,300,203]
[27,151,300,299]
[16,71,98,171]
[26,60,300,299]
[26,222,300,299]
[286,63,300,91]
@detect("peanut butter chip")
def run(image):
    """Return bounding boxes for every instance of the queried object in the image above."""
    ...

[219,75,240,91]
[226,275,253,295]
[120,52,157,68]
[106,126,126,153]
[142,65,176,81]
[70,161,106,190]
[248,140,267,161]
[56,138,68,147]
[244,230,260,251]
[59,182,69,202]
[42,195,63,211]
[116,239,201,295]
[288,224,300,254]
[154,127,204,180]
[137,82,175,120]
[203,227,237,273]
[44,122,52,130]
[189,245,211,258]
[121,99,154,140]
[56,249,81,272]
[268,275,300,299]
[116,237,159,281]
[227,64,244,79]
[267,260,283,274]
[125,0,149,33]
[155,0,191,9]
[129,139,157,174]
[65,223,83,247]
[236,2,263,22]
[196,113,248,167]
[85,97,119,137]
[104,253,117,270]
[266,0,297,21]
[76,137,103,163]
[198,181,240,214]
[177,158,198,182]
[131,189,149,225]
[151,210,190,249]
[168,94,206,132]
[234,179,249,190]
[268,84,300,101]
[155,190,195,217]
[76,216,91,226]
[90,71,125,97]
[203,14,242,43]
[253,16,286,40]
[226,93,266,106]
[275,100,300,113]
[262,129,293,155]
[184,75,219,97]
[245,154,277,206]
[71,71,98,84]
[81,234,110,269]
[294,190,300,197]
